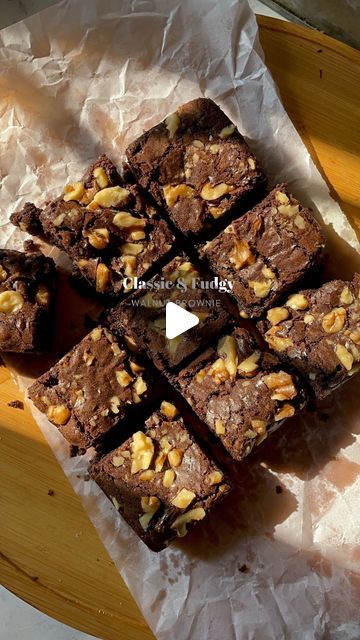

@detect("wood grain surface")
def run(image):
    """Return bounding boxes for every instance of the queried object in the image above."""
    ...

[1,16,359,640]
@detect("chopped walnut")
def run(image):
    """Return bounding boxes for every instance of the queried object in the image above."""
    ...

[160,401,179,419]
[163,469,175,488]
[238,351,260,375]
[215,418,226,435]
[93,186,130,208]
[113,211,146,229]
[47,404,71,425]
[168,449,183,467]
[267,307,289,326]
[139,470,155,481]
[249,279,272,299]
[340,286,354,305]
[286,293,308,310]
[0,291,24,314]
[63,182,85,202]
[200,182,233,201]
[265,325,294,352]
[116,370,133,387]
[275,403,295,421]
[163,184,194,207]
[171,488,196,509]
[165,112,180,138]
[322,307,346,334]
[335,344,354,371]
[139,496,160,531]
[171,507,206,537]
[219,124,235,139]
[263,371,297,401]
[217,335,238,377]
[130,431,154,474]
[229,239,255,270]
[206,471,223,485]
[93,166,109,189]
[95,263,110,293]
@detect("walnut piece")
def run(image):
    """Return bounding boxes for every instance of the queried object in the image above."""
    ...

[286,293,309,310]
[168,449,183,468]
[139,496,160,531]
[47,404,71,425]
[160,401,179,419]
[93,166,109,189]
[93,186,130,208]
[219,124,236,139]
[165,112,180,138]
[0,266,8,282]
[322,307,346,334]
[111,455,125,467]
[251,419,266,434]
[95,263,110,292]
[350,330,360,345]
[217,335,238,377]
[131,431,154,474]
[267,307,289,326]
[249,279,272,299]
[275,191,289,205]
[335,344,354,371]
[229,239,255,270]
[35,285,50,308]
[0,290,25,314]
[133,376,147,396]
[200,182,233,201]
[238,351,260,375]
[116,370,133,387]
[91,327,102,341]
[113,211,146,229]
[206,471,223,485]
[163,469,175,488]
[163,184,194,207]
[275,403,295,421]
[87,228,110,250]
[340,286,353,305]
[171,507,206,537]
[265,325,294,352]
[171,488,196,509]
[215,418,226,435]
[263,371,297,401]
[63,182,85,202]
[139,470,155,481]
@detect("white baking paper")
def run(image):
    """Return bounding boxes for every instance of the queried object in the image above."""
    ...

[1,1,360,638]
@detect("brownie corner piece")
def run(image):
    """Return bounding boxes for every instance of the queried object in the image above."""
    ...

[89,400,231,551]
[176,328,308,460]
[126,97,266,236]
[0,247,56,353]
[28,326,153,452]
[259,275,360,398]
[199,184,325,318]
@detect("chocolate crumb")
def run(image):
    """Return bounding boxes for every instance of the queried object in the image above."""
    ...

[239,564,248,573]
[47,489,55,496]
[275,485,283,494]
[319,69,323,79]
[31,576,39,582]
[8,400,24,410]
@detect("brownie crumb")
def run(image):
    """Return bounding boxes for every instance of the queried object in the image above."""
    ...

[31,576,39,582]
[275,485,283,494]
[239,564,248,573]
[47,489,55,496]
[8,400,24,410]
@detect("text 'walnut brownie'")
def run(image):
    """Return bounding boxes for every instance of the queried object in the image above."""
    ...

[259,276,360,398]
[89,401,231,551]
[107,254,232,370]
[175,328,307,460]
[11,154,174,296]
[28,326,153,453]
[126,98,267,236]
[0,247,56,353]
[199,185,325,317]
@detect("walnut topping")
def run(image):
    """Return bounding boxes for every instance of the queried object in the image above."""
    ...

[263,371,297,401]
[267,307,289,326]
[139,470,155,481]
[219,124,236,139]
[209,144,220,154]
[130,431,154,474]
[294,215,305,229]
[139,496,160,531]
[91,327,102,341]
[163,184,195,207]
[171,488,196,509]
[112,496,120,510]
[110,395,121,414]
[120,243,144,256]
[0,266,8,282]
[0,291,24,314]
[163,469,175,488]
[249,279,272,299]
[122,255,137,277]
[200,182,234,201]
[93,186,130,208]
[335,344,354,371]
[340,286,354,305]
[112,455,125,467]
[238,351,261,375]
[229,239,255,270]
[262,266,276,279]
[95,263,110,292]
[275,403,295,421]
[206,471,223,485]
[63,182,85,202]
[215,418,226,435]
[154,451,167,472]
[275,191,289,205]
[129,360,145,374]
[93,166,109,189]
[248,157,256,170]
[278,203,300,217]
[350,330,360,344]
[160,436,172,453]
[160,401,179,419]
[47,404,71,425]
[322,307,346,333]
[87,228,110,250]
[165,112,180,138]
[116,370,133,387]
[208,206,223,218]
[251,419,266,434]
[35,285,50,307]
[133,376,147,396]
[217,335,238,377]
[192,139,204,148]
[286,294,309,310]
[168,449,183,467]
[113,211,146,228]
[171,507,206,537]
[265,325,294,351]
[304,314,315,325]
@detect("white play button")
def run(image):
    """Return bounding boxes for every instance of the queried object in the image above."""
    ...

[165,302,199,340]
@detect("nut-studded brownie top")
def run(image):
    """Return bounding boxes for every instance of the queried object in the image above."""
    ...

[259,275,360,398]
[89,401,231,551]
[177,328,307,460]
[200,184,325,317]
[126,98,266,235]
[11,154,174,296]
[28,326,151,451]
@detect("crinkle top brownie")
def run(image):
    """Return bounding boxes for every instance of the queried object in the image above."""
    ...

[28,326,152,453]
[126,98,266,236]
[11,155,174,295]
[259,275,360,398]
[107,254,232,370]
[0,247,56,353]
[89,401,231,551]
[176,328,308,460]
[199,185,325,317]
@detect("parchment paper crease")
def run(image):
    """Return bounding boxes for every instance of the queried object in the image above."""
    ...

[1,1,360,638]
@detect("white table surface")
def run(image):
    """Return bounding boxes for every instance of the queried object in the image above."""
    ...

[0,1,285,639]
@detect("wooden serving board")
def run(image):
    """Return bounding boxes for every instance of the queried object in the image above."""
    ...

[1,16,359,640]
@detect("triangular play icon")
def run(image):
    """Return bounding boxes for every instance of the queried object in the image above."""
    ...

[165,302,199,340]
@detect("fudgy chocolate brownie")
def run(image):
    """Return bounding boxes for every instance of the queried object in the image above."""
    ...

[89,401,231,551]
[28,326,153,453]
[259,276,360,398]
[126,98,266,236]
[107,255,232,370]
[199,185,325,318]
[11,155,174,296]
[175,328,308,460]
[0,247,56,352]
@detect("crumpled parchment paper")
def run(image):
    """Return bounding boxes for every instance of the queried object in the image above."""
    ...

[1,1,360,638]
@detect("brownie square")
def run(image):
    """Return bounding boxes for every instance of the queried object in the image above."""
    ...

[199,185,325,318]
[258,275,360,398]
[0,247,56,353]
[107,254,232,370]
[89,401,231,551]
[126,98,266,236]
[11,154,174,296]
[175,328,308,460]
[28,326,153,453]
